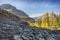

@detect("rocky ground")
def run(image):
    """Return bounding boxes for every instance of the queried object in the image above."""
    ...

[17,26,60,40]
[0,20,60,40]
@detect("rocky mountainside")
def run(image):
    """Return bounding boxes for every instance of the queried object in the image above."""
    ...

[0,4,28,17]
[0,4,60,40]
[0,4,34,22]
[0,7,60,40]
[0,9,26,39]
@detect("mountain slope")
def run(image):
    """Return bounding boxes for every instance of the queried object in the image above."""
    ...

[0,4,29,18]
[0,4,34,22]
[0,8,28,39]
[0,9,23,24]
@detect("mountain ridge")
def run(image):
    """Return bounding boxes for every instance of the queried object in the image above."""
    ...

[0,4,29,17]
[0,4,34,22]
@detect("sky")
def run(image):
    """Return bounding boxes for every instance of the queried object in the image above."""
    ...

[0,0,60,17]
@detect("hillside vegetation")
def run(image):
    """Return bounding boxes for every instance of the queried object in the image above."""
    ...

[28,12,60,30]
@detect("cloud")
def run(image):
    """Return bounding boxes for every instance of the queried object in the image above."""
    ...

[29,13,45,17]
